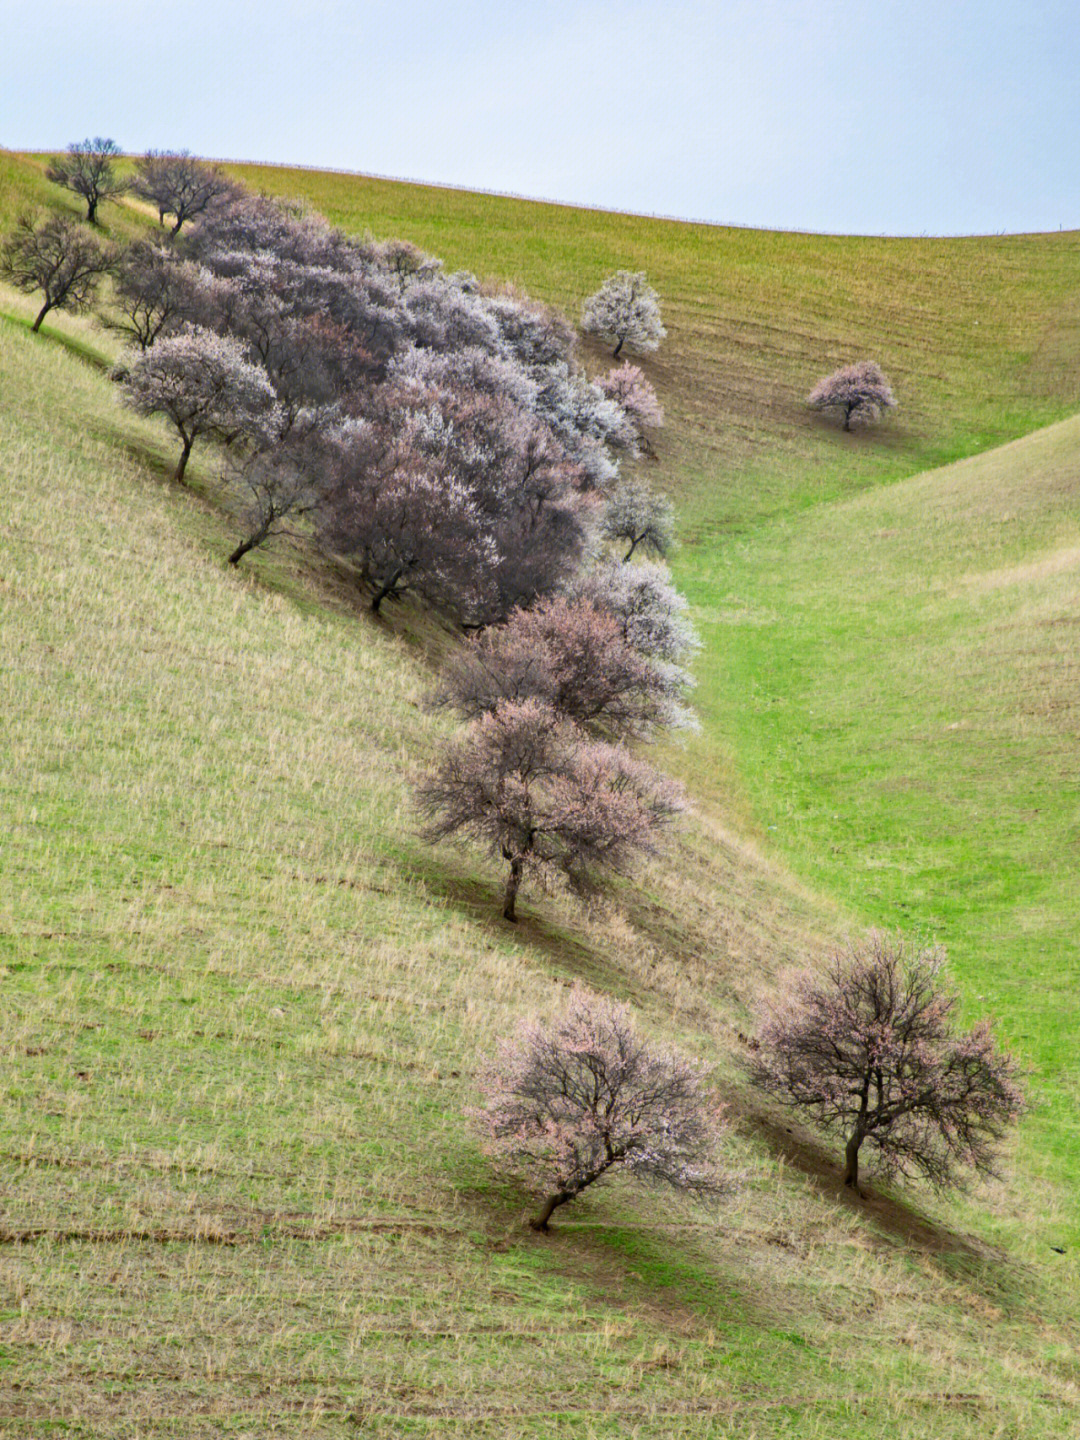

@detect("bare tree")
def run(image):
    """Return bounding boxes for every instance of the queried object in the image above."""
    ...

[474,986,727,1230]
[0,213,113,332]
[807,360,897,432]
[106,240,209,350]
[114,327,279,482]
[419,699,684,921]
[748,933,1024,1194]
[45,138,128,224]
[439,595,693,740]
[130,151,236,235]
[601,478,676,561]
[581,271,665,359]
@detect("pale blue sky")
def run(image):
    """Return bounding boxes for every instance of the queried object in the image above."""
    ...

[3,0,1077,235]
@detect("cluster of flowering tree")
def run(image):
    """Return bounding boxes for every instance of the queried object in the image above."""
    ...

[747,933,1024,1193]
[473,986,728,1229]
[94,182,670,623]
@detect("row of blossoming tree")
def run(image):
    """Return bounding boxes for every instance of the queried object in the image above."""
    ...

[0,147,1019,1232]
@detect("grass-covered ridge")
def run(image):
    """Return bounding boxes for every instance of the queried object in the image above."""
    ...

[2,152,1079,1434]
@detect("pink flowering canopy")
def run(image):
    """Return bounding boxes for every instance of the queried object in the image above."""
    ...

[474,986,728,1229]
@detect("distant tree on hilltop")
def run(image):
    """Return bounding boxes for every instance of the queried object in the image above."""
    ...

[582,271,665,359]
[807,360,897,431]
[0,213,113,332]
[46,138,128,225]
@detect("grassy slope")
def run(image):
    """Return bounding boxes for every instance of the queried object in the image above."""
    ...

[1,152,1078,1433]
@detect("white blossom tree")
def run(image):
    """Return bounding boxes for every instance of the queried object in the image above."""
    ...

[601,477,676,561]
[114,327,279,482]
[581,271,665,359]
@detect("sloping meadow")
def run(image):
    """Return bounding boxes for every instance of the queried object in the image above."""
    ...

[2,273,1079,1437]
[1,155,1079,1433]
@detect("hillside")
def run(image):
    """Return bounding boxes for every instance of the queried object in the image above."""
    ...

[2,153,1079,1436]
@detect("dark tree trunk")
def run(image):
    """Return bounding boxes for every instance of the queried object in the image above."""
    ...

[530,1192,568,1232]
[228,523,271,566]
[503,857,524,922]
[174,435,193,484]
[32,300,52,333]
[624,536,641,562]
[370,568,403,614]
[87,199,98,225]
[843,405,853,432]
[843,1132,862,1191]
[613,336,624,359]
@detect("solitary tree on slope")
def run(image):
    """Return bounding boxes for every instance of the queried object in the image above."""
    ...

[581,271,665,359]
[807,360,897,432]
[474,986,728,1230]
[747,932,1024,1195]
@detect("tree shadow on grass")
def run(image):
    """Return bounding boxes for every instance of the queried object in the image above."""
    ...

[412,852,646,1004]
[728,1091,1029,1309]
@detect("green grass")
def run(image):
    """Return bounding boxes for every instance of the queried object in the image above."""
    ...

[2,153,1080,1434]
[676,417,1080,1212]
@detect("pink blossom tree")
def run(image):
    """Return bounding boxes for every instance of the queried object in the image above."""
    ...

[596,361,664,442]
[807,360,897,432]
[475,987,727,1230]
[439,594,694,740]
[418,699,684,921]
[748,933,1024,1194]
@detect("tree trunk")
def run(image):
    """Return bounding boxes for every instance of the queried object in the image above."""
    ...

[32,300,52,333]
[228,523,271,566]
[624,536,641,562]
[843,1132,862,1191]
[370,569,403,614]
[843,406,853,432]
[503,857,523,922]
[613,336,624,359]
[530,1192,566,1232]
[87,199,98,226]
[174,435,193,484]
